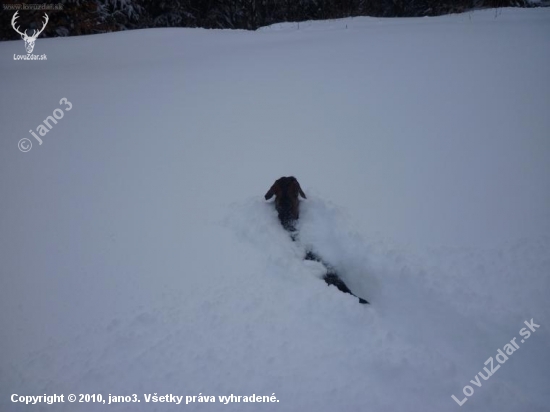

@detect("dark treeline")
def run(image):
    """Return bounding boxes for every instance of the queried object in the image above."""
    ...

[0,0,543,41]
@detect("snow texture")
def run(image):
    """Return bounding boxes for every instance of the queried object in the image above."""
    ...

[1,7,549,412]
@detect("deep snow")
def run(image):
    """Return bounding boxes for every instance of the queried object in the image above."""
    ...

[1,7,549,412]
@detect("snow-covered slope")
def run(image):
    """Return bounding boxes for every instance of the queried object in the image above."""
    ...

[1,7,549,412]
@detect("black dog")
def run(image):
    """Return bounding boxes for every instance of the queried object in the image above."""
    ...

[265,177,368,304]
[265,176,306,232]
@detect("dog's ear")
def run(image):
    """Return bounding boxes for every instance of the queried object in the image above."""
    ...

[288,176,306,199]
[297,181,306,199]
[265,182,277,200]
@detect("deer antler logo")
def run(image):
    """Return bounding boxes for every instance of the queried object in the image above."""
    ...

[11,11,49,54]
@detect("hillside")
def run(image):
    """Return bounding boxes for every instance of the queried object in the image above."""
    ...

[1,8,549,412]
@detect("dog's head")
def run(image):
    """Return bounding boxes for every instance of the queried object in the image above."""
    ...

[265,176,306,230]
